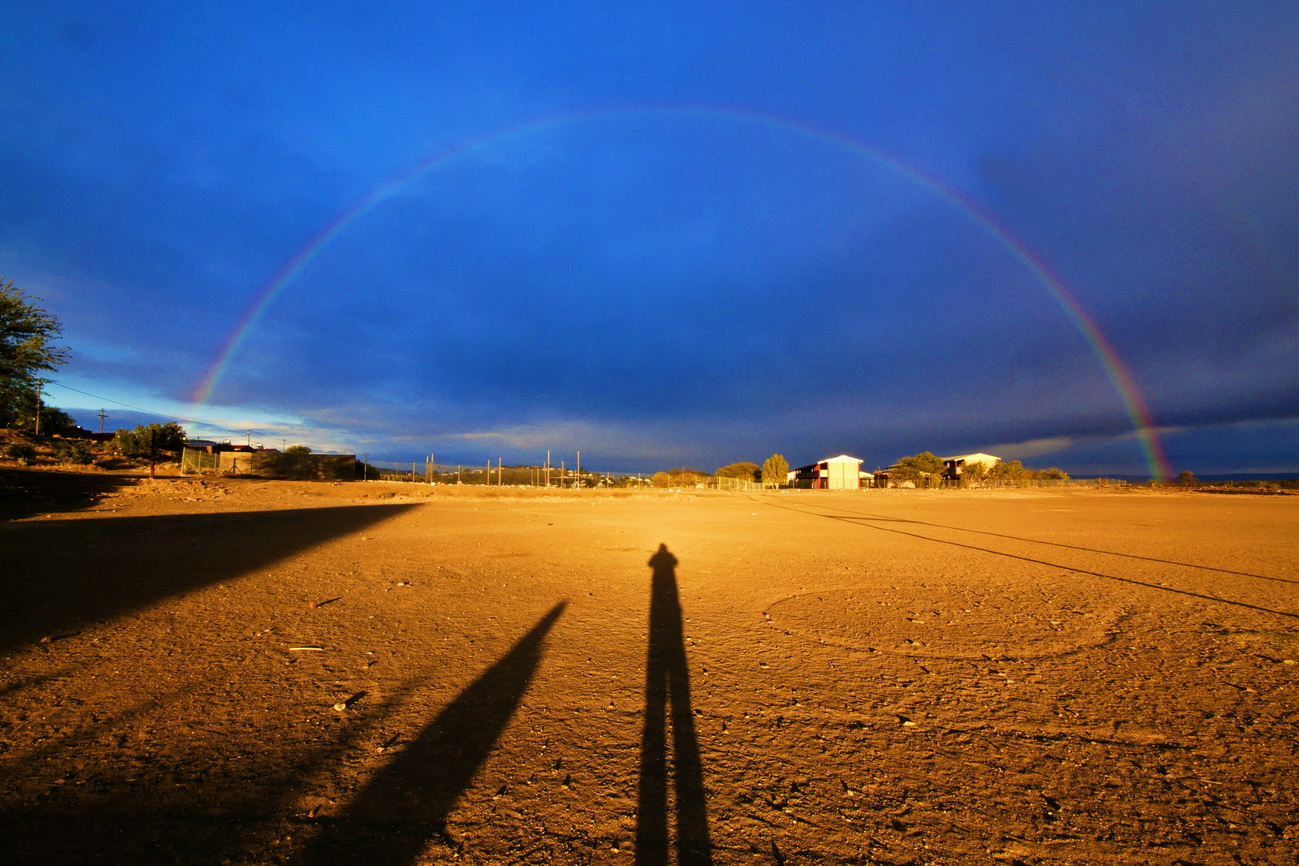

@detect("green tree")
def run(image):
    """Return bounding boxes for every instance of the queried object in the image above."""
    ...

[1036,467,1070,482]
[960,459,990,488]
[284,444,312,456]
[1177,470,1198,486]
[988,459,1027,486]
[891,451,945,485]
[762,453,789,488]
[113,422,187,457]
[13,396,76,435]
[54,439,95,464]
[715,461,759,481]
[1,279,70,428]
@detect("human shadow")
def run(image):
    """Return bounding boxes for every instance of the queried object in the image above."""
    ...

[294,601,567,866]
[636,544,712,865]
[0,503,420,653]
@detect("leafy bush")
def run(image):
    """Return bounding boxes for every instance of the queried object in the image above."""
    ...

[113,422,187,457]
[54,439,95,464]
[715,461,760,480]
[891,451,945,484]
[2,441,37,464]
[651,467,710,488]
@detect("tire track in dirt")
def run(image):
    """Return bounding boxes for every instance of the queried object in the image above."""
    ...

[753,496,1299,623]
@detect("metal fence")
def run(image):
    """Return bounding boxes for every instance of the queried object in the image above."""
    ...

[179,448,221,474]
[358,459,649,488]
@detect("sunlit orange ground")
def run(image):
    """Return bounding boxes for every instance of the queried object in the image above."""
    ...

[2,473,1296,864]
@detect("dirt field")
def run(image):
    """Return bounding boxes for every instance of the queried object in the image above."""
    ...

[2,471,1296,865]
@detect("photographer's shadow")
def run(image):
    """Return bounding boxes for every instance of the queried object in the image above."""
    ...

[636,544,712,864]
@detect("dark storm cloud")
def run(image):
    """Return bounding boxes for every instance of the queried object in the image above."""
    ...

[3,2,1297,474]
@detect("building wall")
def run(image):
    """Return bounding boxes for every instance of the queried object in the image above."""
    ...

[826,460,859,489]
[215,451,356,480]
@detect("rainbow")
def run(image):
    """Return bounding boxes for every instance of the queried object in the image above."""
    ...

[190,105,1172,480]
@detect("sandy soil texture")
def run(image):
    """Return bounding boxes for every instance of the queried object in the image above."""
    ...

[1,471,1297,864]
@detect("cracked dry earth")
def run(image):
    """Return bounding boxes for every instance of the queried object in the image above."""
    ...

[1,473,1297,864]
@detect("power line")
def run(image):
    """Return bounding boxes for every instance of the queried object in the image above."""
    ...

[44,380,281,441]
[45,381,190,423]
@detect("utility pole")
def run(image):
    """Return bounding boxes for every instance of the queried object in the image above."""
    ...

[246,430,251,447]
[97,408,107,434]
[577,450,581,488]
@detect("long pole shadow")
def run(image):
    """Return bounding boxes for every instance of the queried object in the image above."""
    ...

[637,544,712,865]
[295,600,567,866]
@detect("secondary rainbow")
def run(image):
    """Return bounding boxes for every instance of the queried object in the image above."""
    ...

[190,104,1172,480]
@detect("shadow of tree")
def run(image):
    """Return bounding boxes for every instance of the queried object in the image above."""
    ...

[293,601,567,866]
[0,467,140,521]
[0,503,420,653]
[637,544,712,865]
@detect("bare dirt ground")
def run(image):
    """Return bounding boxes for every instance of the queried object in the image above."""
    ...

[2,470,1297,865]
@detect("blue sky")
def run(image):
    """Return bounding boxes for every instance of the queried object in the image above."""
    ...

[3,2,1297,475]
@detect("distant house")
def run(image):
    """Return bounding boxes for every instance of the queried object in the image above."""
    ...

[942,452,1001,482]
[56,426,114,443]
[789,454,865,489]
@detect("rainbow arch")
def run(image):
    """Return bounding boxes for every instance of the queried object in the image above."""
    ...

[190,104,1172,480]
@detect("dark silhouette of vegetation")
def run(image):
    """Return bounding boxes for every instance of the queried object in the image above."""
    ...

[12,399,76,435]
[2,440,37,464]
[113,422,187,457]
[0,279,69,429]
[54,439,95,464]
